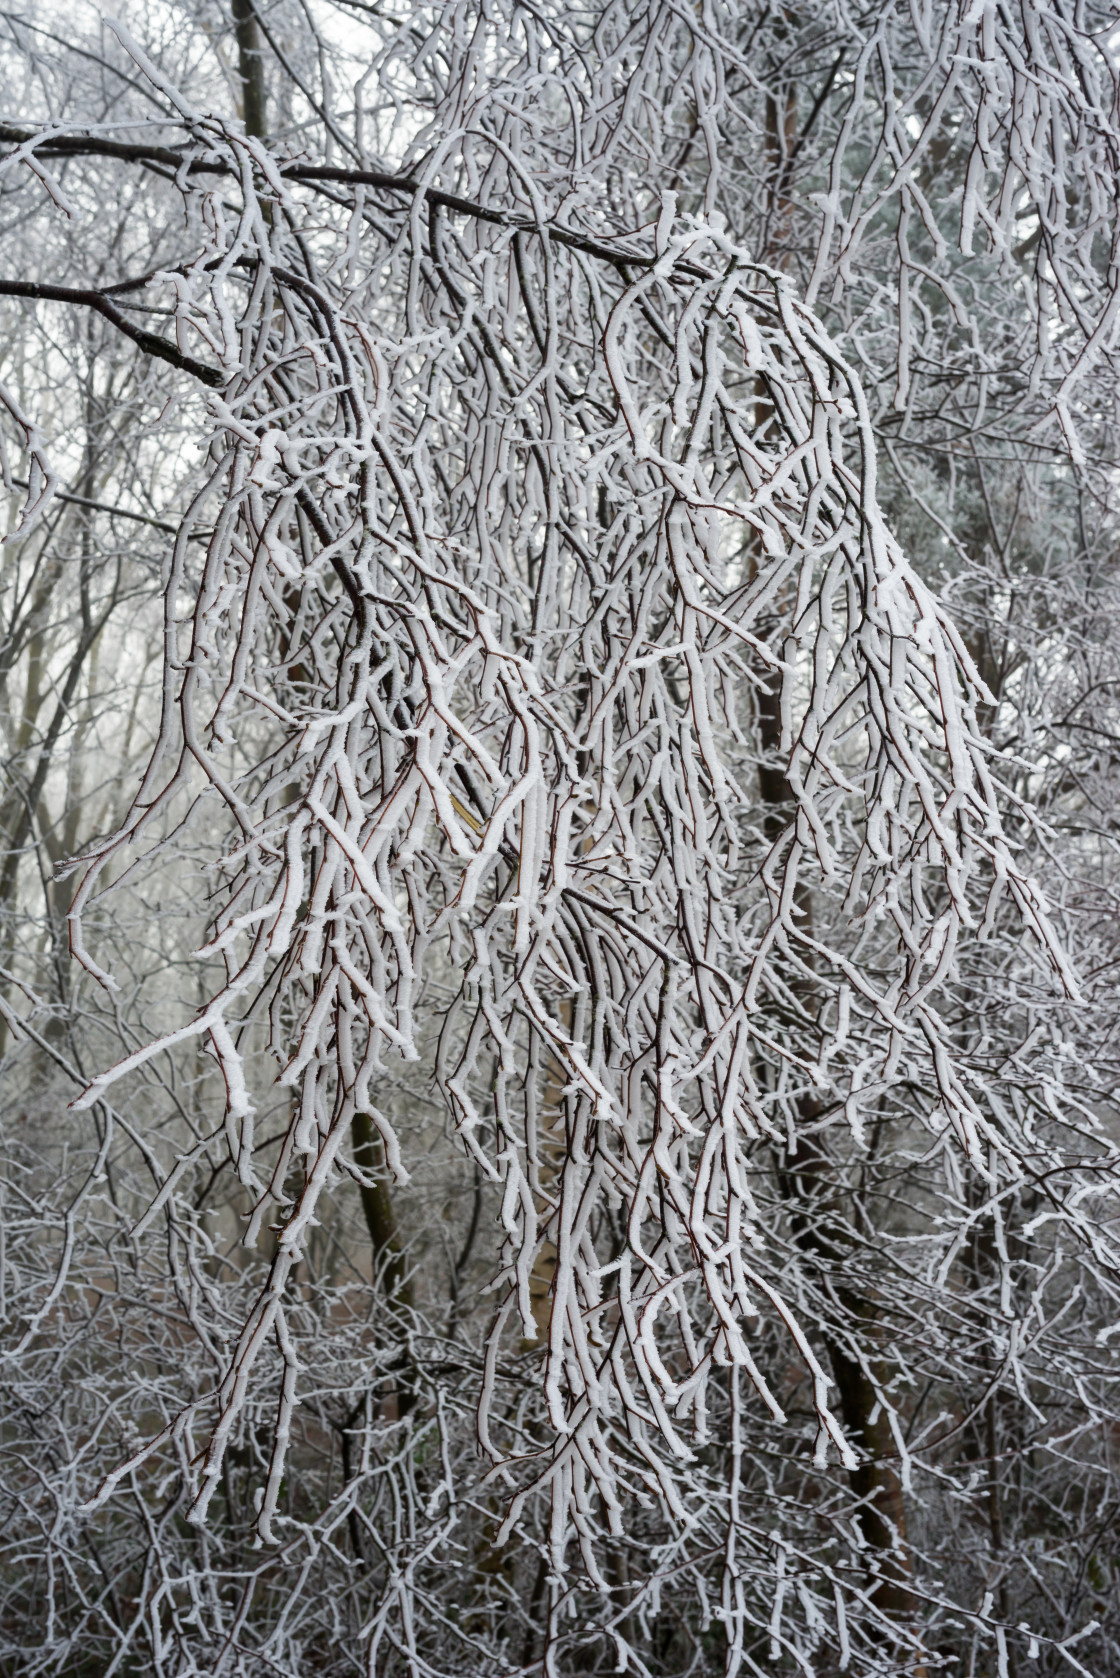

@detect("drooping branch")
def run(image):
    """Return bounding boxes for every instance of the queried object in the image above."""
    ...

[3,7,1119,1675]
[0,280,224,386]
[0,125,657,271]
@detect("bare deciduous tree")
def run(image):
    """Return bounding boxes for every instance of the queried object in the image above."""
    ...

[2,5,1119,1676]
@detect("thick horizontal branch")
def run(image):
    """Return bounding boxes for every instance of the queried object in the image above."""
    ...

[289,165,653,269]
[0,279,224,387]
[0,125,656,272]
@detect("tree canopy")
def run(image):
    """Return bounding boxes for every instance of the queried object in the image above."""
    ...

[1,4,1119,1675]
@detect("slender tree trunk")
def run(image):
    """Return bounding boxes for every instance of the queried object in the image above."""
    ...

[351,1111,415,1416]
[756,620,921,1644]
[232,0,267,141]
[752,63,924,1624]
[351,1110,413,1312]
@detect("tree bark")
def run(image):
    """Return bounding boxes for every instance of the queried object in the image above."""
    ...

[231,0,267,141]
[351,1111,415,1416]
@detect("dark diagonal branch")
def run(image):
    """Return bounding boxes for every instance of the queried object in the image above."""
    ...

[0,280,224,387]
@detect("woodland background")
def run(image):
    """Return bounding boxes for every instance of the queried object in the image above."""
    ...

[1,3,1119,1676]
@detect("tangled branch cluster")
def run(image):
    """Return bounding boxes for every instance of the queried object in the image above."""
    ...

[1,4,1119,1675]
